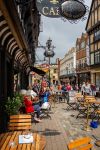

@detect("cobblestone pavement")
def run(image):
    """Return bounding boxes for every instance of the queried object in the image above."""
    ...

[54,102,100,150]
[32,101,100,150]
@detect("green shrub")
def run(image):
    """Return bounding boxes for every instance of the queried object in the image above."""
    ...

[5,93,23,115]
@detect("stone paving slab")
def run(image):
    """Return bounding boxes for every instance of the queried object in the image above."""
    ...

[32,102,100,150]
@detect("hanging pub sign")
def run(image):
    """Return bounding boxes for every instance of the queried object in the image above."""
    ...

[44,50,55,57]
[60,0,86,20]
[36,0,61,18]
[36,0,87,21]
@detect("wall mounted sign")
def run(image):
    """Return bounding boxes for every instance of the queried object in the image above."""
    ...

[36,0,88,23]
[60,0,86,20]
[36,0,61,18]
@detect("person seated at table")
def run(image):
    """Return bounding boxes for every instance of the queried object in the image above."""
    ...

[39,87,50,104]
[24,95,42,122]
[39,87,45,106]
[43,87,50,103]
[27,85,37,99]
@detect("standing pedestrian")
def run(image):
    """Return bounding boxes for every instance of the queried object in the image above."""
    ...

[81,82,85,95]
[91,83,96,96]
[84,82,92,95]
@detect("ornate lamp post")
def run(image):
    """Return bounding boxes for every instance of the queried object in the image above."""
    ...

[44,38,55,86]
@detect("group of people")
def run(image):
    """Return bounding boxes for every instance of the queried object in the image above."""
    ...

[57,82,97,96]
[58,83,73,92]
[20,78,51,122]
[81,82,96,96]
[20,78,97,122]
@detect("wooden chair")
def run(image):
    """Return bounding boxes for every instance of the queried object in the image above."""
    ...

[85,96,96,102]
[76,92,82,97]
[75,93,84,103]
[49,94,56,107]
[8,114,32,131]
[67,137,93,150]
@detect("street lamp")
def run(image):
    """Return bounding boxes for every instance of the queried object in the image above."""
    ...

[44,38,55,86]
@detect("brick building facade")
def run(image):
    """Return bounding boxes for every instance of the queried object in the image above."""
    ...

[76,33,90,85]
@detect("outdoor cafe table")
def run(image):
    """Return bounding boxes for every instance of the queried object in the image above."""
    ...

[0,131,46,150]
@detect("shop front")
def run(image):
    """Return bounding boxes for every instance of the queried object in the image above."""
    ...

[77,72,91,85]
[91,69,100,88]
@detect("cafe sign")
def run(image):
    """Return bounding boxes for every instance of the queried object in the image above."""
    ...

[36,0,61,18]
[36,0,87,20]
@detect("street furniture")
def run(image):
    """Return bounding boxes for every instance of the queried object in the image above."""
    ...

[0,131,46,150]
[49,94,56,107]
[8,115,32,131]
[67,137,92,150]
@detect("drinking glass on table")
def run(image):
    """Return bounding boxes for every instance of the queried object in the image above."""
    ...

[9,141,16,148]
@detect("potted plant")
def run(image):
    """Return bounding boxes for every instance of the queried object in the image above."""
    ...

[5,93,23,115]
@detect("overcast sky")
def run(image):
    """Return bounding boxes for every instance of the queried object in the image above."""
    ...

[36,0,92,63]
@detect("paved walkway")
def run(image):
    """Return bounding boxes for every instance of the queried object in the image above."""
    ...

[32,102,100,150]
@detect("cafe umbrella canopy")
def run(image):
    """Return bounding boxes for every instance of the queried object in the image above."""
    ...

[36,0,89,23]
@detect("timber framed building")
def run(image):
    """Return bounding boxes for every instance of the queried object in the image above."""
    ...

[86,0,100,87]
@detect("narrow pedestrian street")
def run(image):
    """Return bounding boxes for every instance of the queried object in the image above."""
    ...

[32,101,100,150]
[0,1,100,150]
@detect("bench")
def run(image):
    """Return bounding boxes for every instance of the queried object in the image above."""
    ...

[67,137,93,150]
[8,114,32,131]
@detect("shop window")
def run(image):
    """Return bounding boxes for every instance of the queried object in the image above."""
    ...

[81,41,85,49]
[91,53,94,65]
[90,44,94,52]
[98,41,100,49]
[53,76,55,79]
[95,51,100,64]
[94,30,100,41]
[95,43,98,51]
[54,69,57,73]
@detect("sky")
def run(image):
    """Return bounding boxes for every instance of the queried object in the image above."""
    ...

[36,0,92,64]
